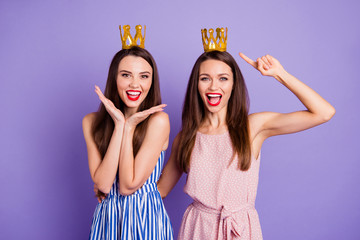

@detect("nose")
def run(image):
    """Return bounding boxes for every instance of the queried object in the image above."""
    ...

[129,76,140,88]
[209,79,219,91]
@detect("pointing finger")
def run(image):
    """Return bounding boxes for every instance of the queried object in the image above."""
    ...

[239,52,257,68]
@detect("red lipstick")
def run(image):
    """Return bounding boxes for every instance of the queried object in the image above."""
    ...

[206,93,222,106]
[126,90,141,101]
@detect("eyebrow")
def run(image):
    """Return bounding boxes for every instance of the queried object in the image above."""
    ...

[199,73,230,77]
[119,70,151,75]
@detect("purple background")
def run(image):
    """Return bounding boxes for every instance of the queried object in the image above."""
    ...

[1,0,359,239]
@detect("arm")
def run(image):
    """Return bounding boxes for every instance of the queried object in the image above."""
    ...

[93,86,167,196]
[82,115,124,194]
[239,53,336,138]
[157,134,183,198]
[82,86,125,194]
[118,111,169,195]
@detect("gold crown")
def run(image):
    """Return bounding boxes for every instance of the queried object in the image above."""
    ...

[119,25,146,49]
[201,27,228,52]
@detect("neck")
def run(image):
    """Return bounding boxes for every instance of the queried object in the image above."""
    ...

[124,106,138,118]
[200,106,228,134]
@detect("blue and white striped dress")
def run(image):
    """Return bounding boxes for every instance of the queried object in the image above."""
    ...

[89,151,174,240]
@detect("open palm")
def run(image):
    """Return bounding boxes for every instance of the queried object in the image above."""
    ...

[125,104,166,128]
[95,85,125,125]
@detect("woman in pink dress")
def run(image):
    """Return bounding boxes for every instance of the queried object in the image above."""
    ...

[157,28,335,240]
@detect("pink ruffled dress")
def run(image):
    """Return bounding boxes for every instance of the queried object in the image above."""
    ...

[178,131,263,240]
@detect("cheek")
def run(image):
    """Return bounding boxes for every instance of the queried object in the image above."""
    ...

[143,79,152,92]
[197,82,207,95]
[116,78,128,91]
[226,81,234,93]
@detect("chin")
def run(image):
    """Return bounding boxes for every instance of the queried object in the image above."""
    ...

[204,105,222,113]
[203,100,228,114]
[127,98,144,107]
[121,96,142,109]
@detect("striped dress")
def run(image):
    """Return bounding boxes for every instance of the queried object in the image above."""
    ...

[89,151,174,240]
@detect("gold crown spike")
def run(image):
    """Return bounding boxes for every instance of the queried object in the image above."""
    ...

[201,27,227,52]
[119,25,146,49]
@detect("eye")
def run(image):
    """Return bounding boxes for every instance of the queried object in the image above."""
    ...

[200,77,210,81]
[121,73,131,78]
[220,77,228,81]
[140,74,150,79]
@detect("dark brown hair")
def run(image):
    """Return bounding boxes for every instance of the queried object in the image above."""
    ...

[177,51,251,172]
[92,46,161,158]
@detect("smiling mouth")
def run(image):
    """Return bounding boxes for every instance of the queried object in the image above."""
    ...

[206,93,222,106]
[126,90,141,101]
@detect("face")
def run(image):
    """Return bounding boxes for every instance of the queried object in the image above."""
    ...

[198,59,234,113]
[116,55,153,110]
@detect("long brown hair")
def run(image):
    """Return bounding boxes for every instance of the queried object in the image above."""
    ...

[177,51,251,172]
[92,46,161,158]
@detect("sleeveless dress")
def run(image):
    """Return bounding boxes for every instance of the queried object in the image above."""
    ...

[89,151,174,240]
[178,132,263,240]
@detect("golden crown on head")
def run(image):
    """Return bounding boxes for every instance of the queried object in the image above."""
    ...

[201,27,228,52]
[119,25,146,49]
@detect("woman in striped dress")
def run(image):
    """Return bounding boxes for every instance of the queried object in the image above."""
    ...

[82,46,173,239]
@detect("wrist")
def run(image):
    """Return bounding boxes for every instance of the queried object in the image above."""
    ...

[114,122,125,131]
[274,69,289,84]
[124,122,136,133]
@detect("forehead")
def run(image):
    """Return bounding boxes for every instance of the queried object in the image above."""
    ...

[118,55,152,73]
[199,59,232,75]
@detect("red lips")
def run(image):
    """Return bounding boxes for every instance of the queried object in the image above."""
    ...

[126,90,141,101]
[206,93,222,106]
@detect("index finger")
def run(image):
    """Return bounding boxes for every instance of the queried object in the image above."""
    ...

[146,104,167,111]
[95,85,108,102]
[95,85,104,97]
[239,52,257,68]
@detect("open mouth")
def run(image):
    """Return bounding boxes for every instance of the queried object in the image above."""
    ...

[126,90,141,101]
[206,93,222,106]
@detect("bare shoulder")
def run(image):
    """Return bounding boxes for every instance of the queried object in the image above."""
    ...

[82,112,97,131]
[249,112,277,126]
[248,112,266,130]
[146,112,170,150]
[248,112,276,139]
[148,111,170,129]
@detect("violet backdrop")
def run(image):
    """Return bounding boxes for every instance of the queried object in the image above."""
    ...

[1,0,359,239]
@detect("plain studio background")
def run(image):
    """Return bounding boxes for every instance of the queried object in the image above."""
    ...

[0,0,359,239]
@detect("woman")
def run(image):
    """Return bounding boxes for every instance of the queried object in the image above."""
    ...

[157,32,335,239]
[83,45,173,239]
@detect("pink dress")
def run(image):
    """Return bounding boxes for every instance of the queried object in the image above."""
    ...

[178,131,263,240]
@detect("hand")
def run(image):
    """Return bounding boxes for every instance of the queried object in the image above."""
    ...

[125,104,167,130]
[239,53,285,78]
[94,183,107,203]
[95,85,125,125]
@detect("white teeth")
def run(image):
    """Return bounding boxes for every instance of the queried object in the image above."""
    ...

[127,91,140,96]
[207,94,221,97]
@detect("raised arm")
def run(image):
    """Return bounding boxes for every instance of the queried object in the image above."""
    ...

[157,133,183,198]
[118,110,169,195]
[239,53,335,138]
[82,86,125,194]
